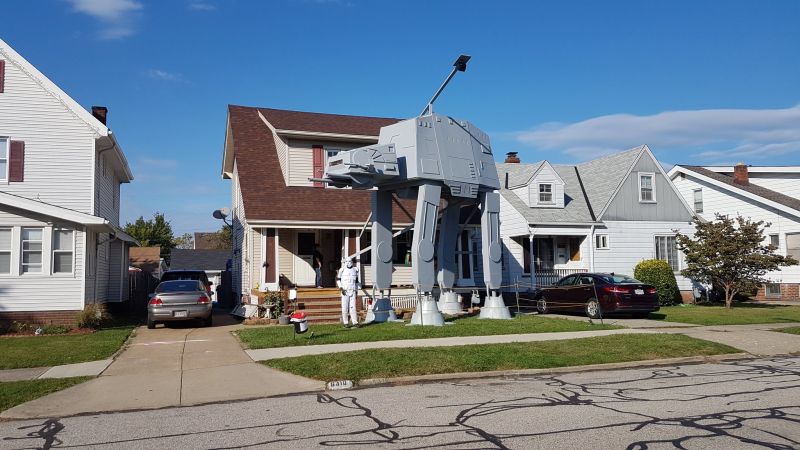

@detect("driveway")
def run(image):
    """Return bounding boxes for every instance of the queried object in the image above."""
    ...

[1,311,324,419]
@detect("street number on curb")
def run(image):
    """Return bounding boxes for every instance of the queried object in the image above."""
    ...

[327,380,354,390]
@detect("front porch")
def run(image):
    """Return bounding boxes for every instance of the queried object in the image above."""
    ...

[508,234,590,288]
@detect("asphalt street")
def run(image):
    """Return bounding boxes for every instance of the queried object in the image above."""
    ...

[2,356,800,449]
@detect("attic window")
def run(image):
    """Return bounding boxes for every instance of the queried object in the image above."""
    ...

[538,183,553,203]
[639,173,656,202]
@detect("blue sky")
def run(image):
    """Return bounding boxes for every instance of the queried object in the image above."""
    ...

[3,0,799,234]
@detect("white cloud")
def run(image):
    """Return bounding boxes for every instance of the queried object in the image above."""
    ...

[188,2,217,11]
[515,106,800,162]
[66,0,143,40]
[146,69,184,82]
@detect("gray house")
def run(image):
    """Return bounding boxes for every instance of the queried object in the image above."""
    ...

[498,145,698,300]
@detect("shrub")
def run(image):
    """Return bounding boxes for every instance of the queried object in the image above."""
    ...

[634,259,681,306]
[75,304,109,329]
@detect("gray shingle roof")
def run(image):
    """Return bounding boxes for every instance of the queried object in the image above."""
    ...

[679,165,800,213]
[170,249,230,271]
[576,145,645,216]
[498,145,647,225]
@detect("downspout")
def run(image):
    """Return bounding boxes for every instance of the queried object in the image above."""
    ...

[589,224,595,272]
[529,227,535,289]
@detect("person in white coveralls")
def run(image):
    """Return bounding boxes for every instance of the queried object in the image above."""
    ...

[337,257,360,328]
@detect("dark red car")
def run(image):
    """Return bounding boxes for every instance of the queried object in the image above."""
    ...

[537,273,659,319]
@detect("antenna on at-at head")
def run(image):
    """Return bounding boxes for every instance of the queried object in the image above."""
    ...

[421,54,471,117]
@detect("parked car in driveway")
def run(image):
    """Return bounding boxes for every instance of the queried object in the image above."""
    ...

[148,280,213,329]
[536,273,659,319]
[159,270,214,300]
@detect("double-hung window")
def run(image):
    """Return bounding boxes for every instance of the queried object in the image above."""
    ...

[0,228,11,274]
[21,228,43,273]
[595,234,609,250]
[538,183,553,203]
[0,138,8,181]
[655,235,679,272]
[693,189,703,213]
[639,173,655,202]
[53,229,74,273]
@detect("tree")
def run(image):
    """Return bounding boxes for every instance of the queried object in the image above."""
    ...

[676,214,798,309]
[124,212,176,260]
[215,225,232,250]
[174,233,194,249]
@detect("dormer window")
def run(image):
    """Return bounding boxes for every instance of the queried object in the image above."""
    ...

[538,183,553,203]
[639,172,656,202]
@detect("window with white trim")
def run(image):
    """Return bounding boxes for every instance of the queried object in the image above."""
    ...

[21,228,43,273]
[595,234,609,250]
[655,235,679,272]
[52,229,74,273]
[0,138,8,181]
[693,188,703,213]
[639,173,655,202]
[788,233,800,261]
[538,183,553,203]
[769,234,779,250]
[0,228,11,274]
[765,284,781,298]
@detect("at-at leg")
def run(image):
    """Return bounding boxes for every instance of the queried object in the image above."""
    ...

[437,200,462,315]
[479,191,511,319]
[371,190,393,292]
[410,183,445,326]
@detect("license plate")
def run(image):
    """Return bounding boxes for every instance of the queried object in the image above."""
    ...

[634,289,644,295]
[174,311,188,318]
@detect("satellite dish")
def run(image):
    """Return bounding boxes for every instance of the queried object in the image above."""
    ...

[213,208,230,220]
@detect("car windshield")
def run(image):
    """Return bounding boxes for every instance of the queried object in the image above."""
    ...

[600,274,642,284]
[157,280,203,293]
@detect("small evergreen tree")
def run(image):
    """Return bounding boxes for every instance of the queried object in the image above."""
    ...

[676,214,798,309]
[124,212,176,260]
[634,259,681,305]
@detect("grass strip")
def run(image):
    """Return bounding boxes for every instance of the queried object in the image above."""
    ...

[774,326,800,335]
[262,334,739,382]
[0,327,133,370]
[0,377,91,412]
[238,315,620,350]
[648,304,800,326]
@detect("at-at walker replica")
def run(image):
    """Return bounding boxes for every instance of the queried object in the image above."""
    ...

[316,55,511,325]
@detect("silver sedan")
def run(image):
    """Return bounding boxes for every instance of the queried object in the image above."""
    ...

[147,280,212,329]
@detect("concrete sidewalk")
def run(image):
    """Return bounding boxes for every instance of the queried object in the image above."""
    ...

[246,328,658,361]
[0,360,114,383]
[659,322,800,356]
[1,313,324,420]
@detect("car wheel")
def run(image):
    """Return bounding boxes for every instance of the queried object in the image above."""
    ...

[147,318,156,329]
[203,315,213,327]
[537,299,549,314]
[585,299,601,319]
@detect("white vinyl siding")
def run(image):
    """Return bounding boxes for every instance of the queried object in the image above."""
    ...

[673,172,800,284]
[286,139,366,187]
[523,162,565,208]
[0,54,96,212]
[231,161,247,296]
[639,172,656,202]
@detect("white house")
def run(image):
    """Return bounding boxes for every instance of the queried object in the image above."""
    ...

[669,164,800,300]
[0,38,135,325]
[498,145,698,300]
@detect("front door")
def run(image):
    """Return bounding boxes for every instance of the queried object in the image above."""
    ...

[295,231,317,286]
[456,229,474,285]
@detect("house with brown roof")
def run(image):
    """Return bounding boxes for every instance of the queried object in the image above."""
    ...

[222,105,422,298]
[669,164,800,300]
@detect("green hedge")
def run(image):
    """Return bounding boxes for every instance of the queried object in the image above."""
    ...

[634,259,681,306]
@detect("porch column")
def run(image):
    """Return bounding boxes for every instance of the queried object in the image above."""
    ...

[264,228,277,286]
[529,230,536,289]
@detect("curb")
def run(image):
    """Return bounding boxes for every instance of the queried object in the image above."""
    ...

[353,352,754,388]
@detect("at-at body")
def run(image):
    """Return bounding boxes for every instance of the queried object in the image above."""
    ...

[324,111,510,324]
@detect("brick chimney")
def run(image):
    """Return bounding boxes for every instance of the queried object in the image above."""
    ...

[733,162,749,185]
[91,106,108,125]
[504,152,520,163]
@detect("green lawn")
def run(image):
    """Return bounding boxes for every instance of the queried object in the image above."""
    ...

[263,334,739,382]
[647,304,800,326]
[238,315,620,350]
[0,327,133,370]
[775,326,800,335]
[0,377,90,412]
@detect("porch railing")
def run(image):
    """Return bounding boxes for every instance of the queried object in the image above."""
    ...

[361,293,420,310]
[533,268,588,287]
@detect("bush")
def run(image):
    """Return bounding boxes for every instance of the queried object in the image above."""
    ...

[75,304,109,329]
[634,259,681,306]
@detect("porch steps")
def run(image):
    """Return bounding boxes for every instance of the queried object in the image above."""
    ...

[296,288,341,299]
[291,290,364,324]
